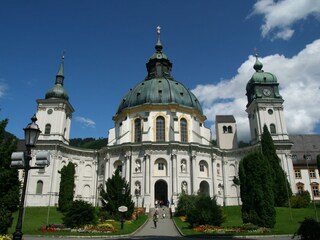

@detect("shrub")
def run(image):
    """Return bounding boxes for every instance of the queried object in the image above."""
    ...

[175,194,197,216]
[290,191,311,208]
[63,200,97,228]
[186,194,225,227]
[0,207,13,234]
[294,217,320,240]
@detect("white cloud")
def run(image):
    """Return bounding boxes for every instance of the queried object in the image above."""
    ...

[75,116,96,128]
[252,0,320,40]
[192,39,320,141]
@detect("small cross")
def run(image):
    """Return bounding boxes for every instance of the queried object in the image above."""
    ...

[253,47,258,57]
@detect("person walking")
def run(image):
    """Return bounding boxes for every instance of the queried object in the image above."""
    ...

[153,212,158,228]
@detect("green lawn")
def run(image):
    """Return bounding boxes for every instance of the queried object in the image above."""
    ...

[9,207,148,236]
[174,205,320,236]
[9,205,320,237]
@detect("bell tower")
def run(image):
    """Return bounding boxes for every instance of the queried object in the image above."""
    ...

[246,55,289,144]
[36,54,74,144]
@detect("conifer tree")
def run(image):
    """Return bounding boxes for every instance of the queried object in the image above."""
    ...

[58,162,75,212]
[0,118,19,233]
[239,152,276,228]
[261,124,292,206]
[100,169,134,220]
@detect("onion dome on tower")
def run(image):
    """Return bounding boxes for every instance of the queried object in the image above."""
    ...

[246,54,282,107]
[116,26,203,117]
[45,54,69,101]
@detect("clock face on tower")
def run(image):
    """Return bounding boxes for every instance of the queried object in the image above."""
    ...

[263,88,271,96]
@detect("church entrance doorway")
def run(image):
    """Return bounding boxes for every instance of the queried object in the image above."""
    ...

[154,180,168,207]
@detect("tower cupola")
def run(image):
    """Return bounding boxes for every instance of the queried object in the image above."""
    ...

[45,54,69,100]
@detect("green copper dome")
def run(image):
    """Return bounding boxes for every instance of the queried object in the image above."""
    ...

[116,27,203,115]
[249,56,277,84]
[45,55,69,101]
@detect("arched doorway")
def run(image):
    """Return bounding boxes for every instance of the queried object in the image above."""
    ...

[199,181,209,196]
[154,180,168,206]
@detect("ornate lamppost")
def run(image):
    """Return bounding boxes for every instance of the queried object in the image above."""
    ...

[120,187,126,230]
[135,191,140,220]
[11,115,47,240]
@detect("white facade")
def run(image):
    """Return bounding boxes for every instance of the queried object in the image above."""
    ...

[22,37,320,209]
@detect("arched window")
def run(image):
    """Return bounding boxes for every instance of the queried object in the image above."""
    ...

[36,180,43,194]
[134,118,142,142]
[199,160,209,177]
[156,116,165,142]
[227,126,233,133]
[154,158,167,176]
[180,118,188,142]
[223,126,227,133]
[45,124,51,134]
[114,160,122,173]
[270,124,276,134]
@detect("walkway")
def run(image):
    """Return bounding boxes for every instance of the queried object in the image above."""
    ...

[134,207,182,237]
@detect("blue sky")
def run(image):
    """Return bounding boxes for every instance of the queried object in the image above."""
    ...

[1,0,320,141]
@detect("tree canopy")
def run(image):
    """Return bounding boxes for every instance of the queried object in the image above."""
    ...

[239,151,276,228]
[0,118,19,234]
[100,169,134,220]
[261,124,292,206]
[58,162,75,213]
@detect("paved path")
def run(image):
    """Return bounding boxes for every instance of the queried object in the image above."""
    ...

[133,214,181,237]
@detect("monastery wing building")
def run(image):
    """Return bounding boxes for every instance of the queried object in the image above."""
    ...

[23,28,320,208]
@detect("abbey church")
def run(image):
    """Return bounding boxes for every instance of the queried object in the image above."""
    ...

[24,28,320,208]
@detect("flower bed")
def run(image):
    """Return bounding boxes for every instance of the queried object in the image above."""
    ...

[0,235,12,240]
[40,221,118,233]
[192,224,271,234]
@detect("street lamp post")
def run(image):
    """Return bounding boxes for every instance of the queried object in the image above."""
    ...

[12,115,42,240]
[135,193,140,220]
[120,187,125,230]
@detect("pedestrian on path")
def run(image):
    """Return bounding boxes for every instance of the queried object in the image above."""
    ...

[162,208,166,218]
[153,212,158,228]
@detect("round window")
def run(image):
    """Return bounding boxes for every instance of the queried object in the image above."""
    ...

[268,109,273,115]
[47,109,53,115]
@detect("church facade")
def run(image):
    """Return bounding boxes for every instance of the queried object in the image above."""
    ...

[23,29,319,209]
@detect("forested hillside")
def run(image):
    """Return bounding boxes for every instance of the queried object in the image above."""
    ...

[69,138,108,149]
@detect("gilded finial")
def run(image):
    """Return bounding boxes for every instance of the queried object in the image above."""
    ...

[157,26,161,35]
[155,26,163,52]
